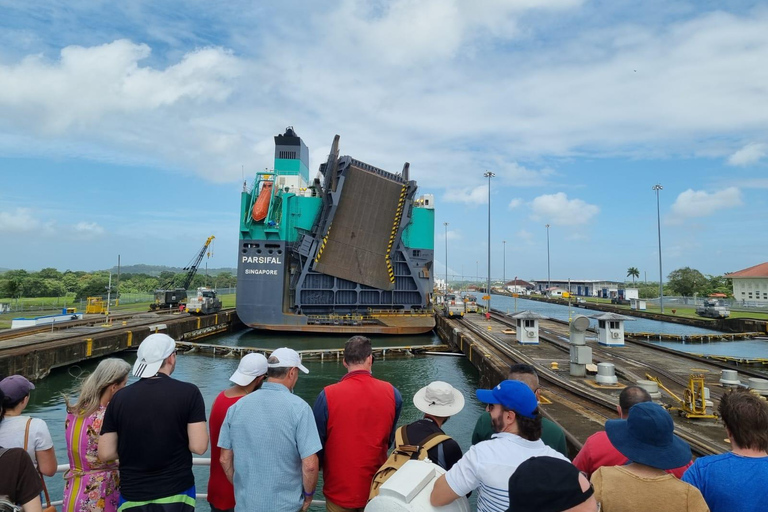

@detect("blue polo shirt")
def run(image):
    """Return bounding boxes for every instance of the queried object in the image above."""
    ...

[682,452,768,512]
[218,381,322,512]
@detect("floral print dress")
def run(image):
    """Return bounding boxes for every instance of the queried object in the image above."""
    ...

[63,406,120,512]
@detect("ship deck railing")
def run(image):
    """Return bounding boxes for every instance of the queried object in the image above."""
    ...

[47,459,327,507]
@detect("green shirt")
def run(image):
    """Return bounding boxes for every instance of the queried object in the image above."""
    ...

[471,412,569,458]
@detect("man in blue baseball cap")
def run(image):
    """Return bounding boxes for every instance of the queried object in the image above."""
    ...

[431,380,570,512]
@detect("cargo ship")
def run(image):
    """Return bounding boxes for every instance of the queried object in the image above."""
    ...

[236,128,436,334]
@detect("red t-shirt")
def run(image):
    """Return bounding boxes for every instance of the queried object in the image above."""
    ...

[573,431,692,479]
[207,391,243,510]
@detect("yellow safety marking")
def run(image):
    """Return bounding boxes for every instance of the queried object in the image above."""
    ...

[86,338,93,357]
[197,317,201,330]
[127,331,133,347]
[215,314,219,324]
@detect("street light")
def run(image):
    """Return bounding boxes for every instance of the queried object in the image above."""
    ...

[444,222,449,294]
[502,240,506,286]
[546,224,551,292]
[484,171,495,315]
[653,184,664,313]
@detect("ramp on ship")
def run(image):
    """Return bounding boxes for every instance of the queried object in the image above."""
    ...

[313,163,404,290]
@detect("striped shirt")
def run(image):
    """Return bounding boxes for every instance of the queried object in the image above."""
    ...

[218,382,322,512]
[445,432,569,512]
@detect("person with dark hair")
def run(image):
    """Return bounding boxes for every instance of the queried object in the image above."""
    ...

[219,348,321,512]
[574,385,691,478]
[313,336,402,511]
[0,386,43,512]
[431,380,568,512]
[591,402,707,512]
[0,375,57,476]
[98,334,208,512]
[507,456,598,512]
[683,388,768,512]
[472,364,567,456]
[404,381,464,471]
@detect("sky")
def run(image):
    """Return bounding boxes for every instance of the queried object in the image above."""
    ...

[1,0,767,283]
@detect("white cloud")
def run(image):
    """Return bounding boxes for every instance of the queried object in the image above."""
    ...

[438,229,462,241]
[508,198,523,209]
[728,143,767,166]
[0,208,40,233]
[3,7,768,188]
[530,192,599,225]
[0,40,240,132]
[516,229,535,243]
[444,185,489,205]
[73,222,105,239]
[669,187,742,219]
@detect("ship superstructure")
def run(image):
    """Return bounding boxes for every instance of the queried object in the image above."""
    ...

[236,128,435,334]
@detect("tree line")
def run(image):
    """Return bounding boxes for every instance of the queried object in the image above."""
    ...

[628,266,732,298]
[0,268,238,300]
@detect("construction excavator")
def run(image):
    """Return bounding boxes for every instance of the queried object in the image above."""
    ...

[150,236,215,312]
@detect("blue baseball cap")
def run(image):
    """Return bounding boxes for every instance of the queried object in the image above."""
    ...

[475,380,538,419]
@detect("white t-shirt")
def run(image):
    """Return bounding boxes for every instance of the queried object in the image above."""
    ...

[0,415,54,467]
[445,432,570,512]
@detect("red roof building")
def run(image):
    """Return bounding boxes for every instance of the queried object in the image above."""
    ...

[725,262,768,304]
[725,262,768,278]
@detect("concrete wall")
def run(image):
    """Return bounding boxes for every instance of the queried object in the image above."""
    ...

[0,311,242,381]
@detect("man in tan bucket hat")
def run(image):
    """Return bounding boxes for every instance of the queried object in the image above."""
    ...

[405,381,465,471]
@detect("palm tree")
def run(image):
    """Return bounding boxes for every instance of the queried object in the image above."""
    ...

[627,267,640,283]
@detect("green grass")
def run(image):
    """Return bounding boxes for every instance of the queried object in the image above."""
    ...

[0,293,237,330]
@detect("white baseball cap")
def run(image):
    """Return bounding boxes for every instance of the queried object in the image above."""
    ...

[268,347,309,374]
[230,353,268,386]
[133,333,176,378]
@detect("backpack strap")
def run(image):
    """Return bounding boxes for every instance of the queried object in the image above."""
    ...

[394,426,408,448]
[23,418,32,452]
[419,432,452,451]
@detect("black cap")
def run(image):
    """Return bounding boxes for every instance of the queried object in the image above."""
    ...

[507,457,593,512]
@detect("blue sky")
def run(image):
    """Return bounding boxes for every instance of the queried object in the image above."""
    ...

[1,1,767,283]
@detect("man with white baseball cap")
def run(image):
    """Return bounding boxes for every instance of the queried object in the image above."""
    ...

[403,381,465,471]
[99,333,208,512]
[219,347,321,512]
[207,353,268,512]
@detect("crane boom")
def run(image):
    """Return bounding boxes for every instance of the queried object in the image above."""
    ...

[150,235,215,311]
[181,236,215,290]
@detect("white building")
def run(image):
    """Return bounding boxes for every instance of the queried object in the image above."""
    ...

[726,262,768,305]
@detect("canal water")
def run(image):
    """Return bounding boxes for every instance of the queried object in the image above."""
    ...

[487,294,768,359]
[23,331,483,511]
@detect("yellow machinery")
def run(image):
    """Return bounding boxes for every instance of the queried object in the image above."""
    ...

[85,297,105,314]
[645,373,718,419]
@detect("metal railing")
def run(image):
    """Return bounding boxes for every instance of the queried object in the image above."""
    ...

[48,458,326,507]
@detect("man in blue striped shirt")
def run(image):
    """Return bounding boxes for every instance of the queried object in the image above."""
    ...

[219,348,322,512]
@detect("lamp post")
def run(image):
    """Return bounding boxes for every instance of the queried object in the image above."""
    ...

[484,171,495,315]
[546,224,551,292]
[653,184,664,313]
[444,222,449,294]
[502,240,506,287]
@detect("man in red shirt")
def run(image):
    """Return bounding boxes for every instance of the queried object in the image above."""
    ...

[313,336,402,512]
[207,353,268,512]
[573,385,691,478]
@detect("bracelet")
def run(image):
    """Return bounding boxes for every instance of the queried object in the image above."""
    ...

[303,490,315,497]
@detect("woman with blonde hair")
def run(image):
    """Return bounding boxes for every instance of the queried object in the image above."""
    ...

[63,358,131,512]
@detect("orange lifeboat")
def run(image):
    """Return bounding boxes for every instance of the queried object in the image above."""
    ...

[251,182,273,222]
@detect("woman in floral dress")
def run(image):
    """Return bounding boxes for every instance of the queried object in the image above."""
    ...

[63,359,131,512]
